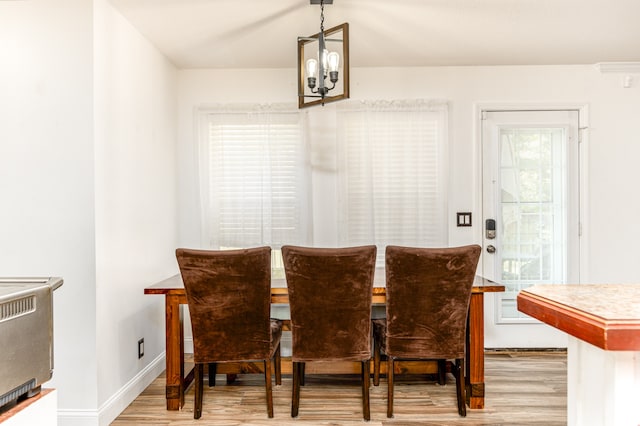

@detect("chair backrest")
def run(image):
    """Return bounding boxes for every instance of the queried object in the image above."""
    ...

[282,245,377,362]
[176,246,272,363]
[384,245,481,359]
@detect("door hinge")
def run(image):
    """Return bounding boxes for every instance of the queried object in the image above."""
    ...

[578,127,588,144]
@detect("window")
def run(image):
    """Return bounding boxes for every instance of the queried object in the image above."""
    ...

[198,105,311,276]
[499,126,570,319]
[501,128,568,281]
[336,100,448,265]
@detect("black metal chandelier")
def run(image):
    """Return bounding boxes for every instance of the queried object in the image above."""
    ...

[297,0,349,108]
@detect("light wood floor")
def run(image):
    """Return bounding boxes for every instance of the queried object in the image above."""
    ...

[112,351,567,425]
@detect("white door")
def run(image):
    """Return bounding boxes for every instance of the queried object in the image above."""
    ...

[482,109,580,348]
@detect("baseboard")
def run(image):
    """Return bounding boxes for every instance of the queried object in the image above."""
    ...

[57,352,166,426]
[98,352,166,425]
[56,408,99,426]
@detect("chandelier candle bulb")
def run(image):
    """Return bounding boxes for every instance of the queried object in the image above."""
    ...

[328,51,339,72]
[306,59,318,79]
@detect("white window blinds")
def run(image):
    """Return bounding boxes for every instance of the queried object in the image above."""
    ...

[337,100,448,264]
[198,105,310,251]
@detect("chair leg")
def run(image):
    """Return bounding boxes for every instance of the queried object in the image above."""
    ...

[291,361,302,417]
[437,359,447,385]
[387,357,395,418]
[454,358,467,417]
[361,360,371,421]
[274,343,282,386]
[194,363,204,419]
[373,335,381,386]
[263,360,274,418]
[208,363,216,387]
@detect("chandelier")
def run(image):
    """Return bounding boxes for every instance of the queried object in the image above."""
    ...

[297,0,349,108]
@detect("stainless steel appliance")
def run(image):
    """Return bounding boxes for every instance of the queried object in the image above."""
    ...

[0,277,63,408]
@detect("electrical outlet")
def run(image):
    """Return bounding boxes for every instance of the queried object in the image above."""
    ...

[138,338,144,359]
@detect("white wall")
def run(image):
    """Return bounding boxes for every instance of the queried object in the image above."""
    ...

[0,0,97,413]
[177,65,640,283]
[93,0,177,424]
[1,1,178,425]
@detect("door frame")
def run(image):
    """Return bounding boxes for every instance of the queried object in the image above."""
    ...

[474,103,590,346]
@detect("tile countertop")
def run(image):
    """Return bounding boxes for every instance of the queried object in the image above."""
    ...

[517,284,640,351]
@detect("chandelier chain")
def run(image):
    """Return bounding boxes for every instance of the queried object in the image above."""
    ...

[320,0,325,33]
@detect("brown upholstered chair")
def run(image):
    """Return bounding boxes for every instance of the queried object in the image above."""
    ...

[175,247,283,419]
[372,244,481,418]
[282,245,377,420]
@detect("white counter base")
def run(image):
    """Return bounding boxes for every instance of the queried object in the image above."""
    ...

[568,337,640,426]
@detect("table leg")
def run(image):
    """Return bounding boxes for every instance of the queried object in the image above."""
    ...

[165,294,184,410]
[466,293,486,409]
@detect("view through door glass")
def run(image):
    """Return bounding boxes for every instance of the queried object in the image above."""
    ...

[482,110,580,347]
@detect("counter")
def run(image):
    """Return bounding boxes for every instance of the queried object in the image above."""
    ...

[518,284,640,426]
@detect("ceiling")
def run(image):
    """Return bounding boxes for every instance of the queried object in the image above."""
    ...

[109,0,640,69]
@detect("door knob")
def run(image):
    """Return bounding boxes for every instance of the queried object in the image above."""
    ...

[486,245,496,253]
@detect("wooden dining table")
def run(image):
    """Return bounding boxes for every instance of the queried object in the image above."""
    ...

[145,273,504,411]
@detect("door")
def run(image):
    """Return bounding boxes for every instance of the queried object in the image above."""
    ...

[482,109,580,348]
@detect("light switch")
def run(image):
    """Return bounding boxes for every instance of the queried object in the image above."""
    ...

[457,212,472,227]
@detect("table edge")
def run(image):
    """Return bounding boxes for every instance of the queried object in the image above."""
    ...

[144,274,505,295]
